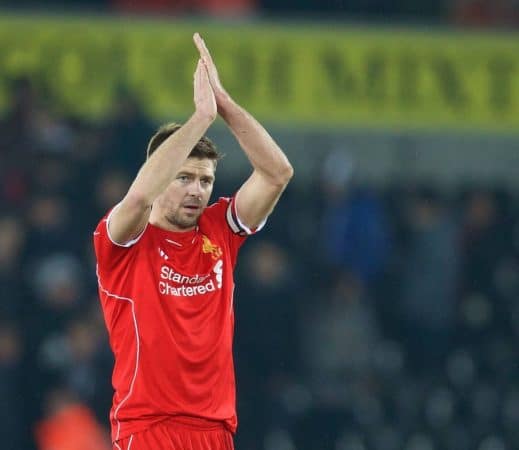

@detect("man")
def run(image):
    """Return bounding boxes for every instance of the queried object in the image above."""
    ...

[93,33,293,450]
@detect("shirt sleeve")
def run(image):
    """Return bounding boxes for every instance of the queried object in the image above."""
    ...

[225,196,267,237]
[93,204,147,272]
[202,196,266,258]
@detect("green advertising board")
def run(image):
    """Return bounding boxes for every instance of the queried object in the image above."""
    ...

[0,15,518,133]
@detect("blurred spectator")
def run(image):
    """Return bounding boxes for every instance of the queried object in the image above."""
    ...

[196,0,257,16]
[31,156,74,195]
[25,252,86,403]
[0,77,73,164]
[301,271,380,384]
[34,386,111,450]
[112,0,191,14]
[0,215,28,318]
[103,91,155,174]
[31,109,74,155]
[451,0,519,27]
[398,188,460,372]
[30,252,85,325]
[112,0,257,16]
[93,167,132,218]
[0,78,40,209]
[260,0,446,19]
[234,240,300,450]
[0,322,27,450]
[461,189,509,296]
[297,271,383,449]
[319,150,391,286]
[0,77,40,161]
[38,309,114,422]
[59,320,101,400]
[25,194,78,256]
[237,240,300,378]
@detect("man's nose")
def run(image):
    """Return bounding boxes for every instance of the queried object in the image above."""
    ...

[188,180,203,196]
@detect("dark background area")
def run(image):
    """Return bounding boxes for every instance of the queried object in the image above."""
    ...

[1,2,519,449]
[0,0,519,27]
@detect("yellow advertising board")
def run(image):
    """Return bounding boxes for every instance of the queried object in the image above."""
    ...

[0,15,518,132]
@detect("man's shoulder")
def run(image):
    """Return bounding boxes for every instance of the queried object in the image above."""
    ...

[201,197,231,221]
[205,196,232,211]
[199,197,238,241]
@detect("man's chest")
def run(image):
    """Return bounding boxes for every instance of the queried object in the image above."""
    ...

[136,233,230,302]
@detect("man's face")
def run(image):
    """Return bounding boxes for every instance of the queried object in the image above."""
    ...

[156,157,216,230]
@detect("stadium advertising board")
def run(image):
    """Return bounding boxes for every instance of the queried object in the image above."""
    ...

[0,16,518,132]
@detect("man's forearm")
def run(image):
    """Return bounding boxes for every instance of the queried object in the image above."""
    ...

[127,112,213,206]
[219,101,293,185]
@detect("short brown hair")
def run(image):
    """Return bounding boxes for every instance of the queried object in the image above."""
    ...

[146,123,222,163]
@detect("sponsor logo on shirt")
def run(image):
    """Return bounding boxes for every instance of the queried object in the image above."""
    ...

[158,261,223,297]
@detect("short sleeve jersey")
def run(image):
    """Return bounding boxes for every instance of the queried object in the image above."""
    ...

[93,197,256,442]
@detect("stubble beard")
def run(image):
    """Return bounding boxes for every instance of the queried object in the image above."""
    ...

[165,208,201,230]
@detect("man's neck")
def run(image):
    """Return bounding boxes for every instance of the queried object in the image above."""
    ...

[149,208,197,233]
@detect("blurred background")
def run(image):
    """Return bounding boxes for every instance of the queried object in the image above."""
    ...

[1,1,519,450]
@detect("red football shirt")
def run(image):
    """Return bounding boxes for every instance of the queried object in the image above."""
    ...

[93,197,258,442]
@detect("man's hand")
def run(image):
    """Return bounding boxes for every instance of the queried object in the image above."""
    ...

[193,58,217,122]
[194,32,292,232]
[193,33,233,112]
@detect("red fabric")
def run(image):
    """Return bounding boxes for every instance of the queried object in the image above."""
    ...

[115,416,234,450]
[112,0,189,13]
[112,0,257,14]
[35,404,111,450]
[452,0,519,26]
[94,197,248,442]
[195,0,257,14]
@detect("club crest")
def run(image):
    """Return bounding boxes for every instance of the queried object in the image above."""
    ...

[202,235,222,260]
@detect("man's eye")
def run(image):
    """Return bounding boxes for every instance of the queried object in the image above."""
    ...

[178,176,189,181]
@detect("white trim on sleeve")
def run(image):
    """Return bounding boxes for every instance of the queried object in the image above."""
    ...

[235,207,267,235]
[106,203,148,248]
[226,201,242,234]
[225,198,267,236]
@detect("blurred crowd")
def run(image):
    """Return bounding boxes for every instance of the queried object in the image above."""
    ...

[2,0,519,28]
[1,76,519,450]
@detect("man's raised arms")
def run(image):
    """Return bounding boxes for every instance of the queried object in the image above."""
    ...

[108,59,217,245]
[194,33,294,231]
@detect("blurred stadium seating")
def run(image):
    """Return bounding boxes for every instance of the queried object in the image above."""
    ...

[0,2,518,450]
